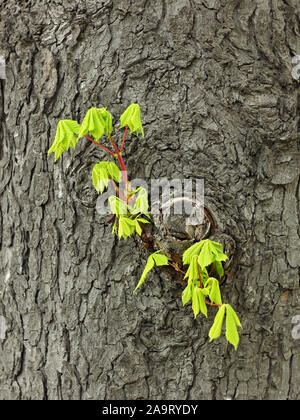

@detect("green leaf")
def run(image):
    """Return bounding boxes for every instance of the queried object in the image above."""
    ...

[107,161,121,182]
[48,119,81,161]
[196,239,228,270]
[209,240,228,262]
[182,281,194,306]
[214,251,228,262]
[78,107,113,140]
[134,219,142,236]
[192,287,208,318]
[199,289,208,318]
[208,277,222,305]
[182,241,205,265]
[120,103,144,137]
[225,304,242,350]
[184,255,199,283]
[109,196,129,216]
[131,187,150,217]
[134,251,168,293]
[134,255,155,294]
[209,240,224,254]
[152,253,169,266]
[228,305,242,328]
[134,217,151,236]
[118,215,136,240]
[215,260,224,278]
[209,304,226,342]
[192,287,200,318]
[92,161,120,194]
[198,240,215,269]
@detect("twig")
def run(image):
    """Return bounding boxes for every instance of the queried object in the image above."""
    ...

[84,135,115,156]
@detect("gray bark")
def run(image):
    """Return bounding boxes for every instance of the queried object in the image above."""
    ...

[0,0,300,400]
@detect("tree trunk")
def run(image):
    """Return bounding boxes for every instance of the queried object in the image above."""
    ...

[0,0,299,400]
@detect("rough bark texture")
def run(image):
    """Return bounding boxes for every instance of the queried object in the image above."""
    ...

[0,0,300,400]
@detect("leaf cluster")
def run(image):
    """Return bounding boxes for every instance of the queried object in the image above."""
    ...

[109,187,151,239]
[48,104,149,240]
[134,239,242,350]
[48,104,144,162]
[182,239,242,349]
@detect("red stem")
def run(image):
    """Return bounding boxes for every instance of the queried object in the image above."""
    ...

[168,261,186,275]
[205,300,221,307]
[120,125,129,154]
[84,135,115,156]
[109,136,128,200]
[84,133,129,203]
[109,137,127,179]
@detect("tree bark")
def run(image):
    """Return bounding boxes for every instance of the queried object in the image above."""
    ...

[0,0,299,400]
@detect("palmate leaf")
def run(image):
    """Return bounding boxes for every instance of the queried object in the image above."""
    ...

[184,255,199,283]
[209,241,228,262]
[198,239,228,270]
[152,253,169,266]
[131,187,150,217]
[183,239,228,268]
[198,240,216,269]
[118,215,136,240]
[225,304,242,350]
[209,304,242,350]
[109,192,150,239]
[112,213,150,239]
[78,107,113,140]
[48,119,80,161]
[134,251,168,294]
[182,241,205,265]
[209,304,226,342]
[93,161,121,194]
[182,281,194,306]
[183,240,228,277]
[120,103,144,137]
[206,277,222,305]
[192,287,209,319]
[192,287,200,318]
